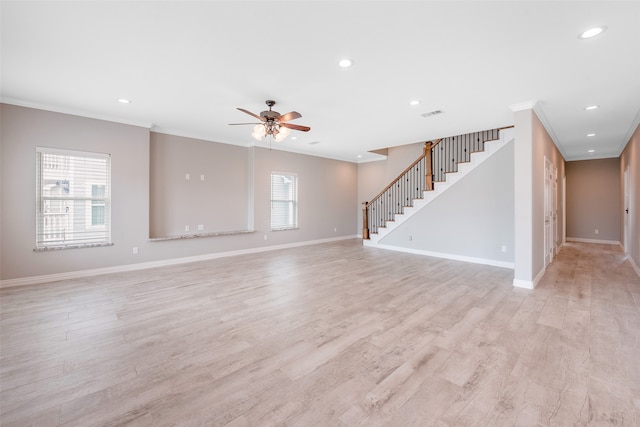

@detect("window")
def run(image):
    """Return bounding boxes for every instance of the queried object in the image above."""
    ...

[36,147,111,249]
[270,172,298,230]
[90,184,106,226]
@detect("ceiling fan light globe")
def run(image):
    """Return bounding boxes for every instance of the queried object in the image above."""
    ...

[274,132,286,142]
[253,124,266,137]
[279,126,291,138]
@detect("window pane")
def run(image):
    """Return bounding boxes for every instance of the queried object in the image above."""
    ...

[271,173,297,230]
[36,148,111,248]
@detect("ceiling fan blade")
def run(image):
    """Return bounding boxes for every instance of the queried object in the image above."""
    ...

[279,111,302,123]
[228,123,261,125]
[282,123,311,132]
[237,108,265,121]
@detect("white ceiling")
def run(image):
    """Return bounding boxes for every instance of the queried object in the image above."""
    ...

[2,1,639,163]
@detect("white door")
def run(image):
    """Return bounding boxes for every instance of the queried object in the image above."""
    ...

[624,166,630,252]
[562,176,567,244]
[553,167,558,256]
[544,157,554,266]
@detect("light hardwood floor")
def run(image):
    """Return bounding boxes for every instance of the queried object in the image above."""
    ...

[1,240,639,426]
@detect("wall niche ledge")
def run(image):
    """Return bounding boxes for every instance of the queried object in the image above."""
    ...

[149,230,255,242]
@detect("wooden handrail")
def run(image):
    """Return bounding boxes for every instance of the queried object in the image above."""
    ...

[362,127,509,239]
[365,138,441,207]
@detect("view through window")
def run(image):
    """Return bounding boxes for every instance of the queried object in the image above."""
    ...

[36,147,111,249]
[270,172,298,231]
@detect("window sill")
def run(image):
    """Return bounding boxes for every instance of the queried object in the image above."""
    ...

[271,227,299,232]
[34,242,114,252]
[148,230,255,242]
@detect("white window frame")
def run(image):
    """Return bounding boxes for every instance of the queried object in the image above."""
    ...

[270,172,298,231]
[36,147,112,250]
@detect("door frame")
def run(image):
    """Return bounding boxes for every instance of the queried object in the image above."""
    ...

[624,166,630,252]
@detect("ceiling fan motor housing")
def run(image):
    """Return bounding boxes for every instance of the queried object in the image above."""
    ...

[261,100,280,120]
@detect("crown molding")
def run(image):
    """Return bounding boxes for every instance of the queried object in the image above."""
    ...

[1,97,154,129]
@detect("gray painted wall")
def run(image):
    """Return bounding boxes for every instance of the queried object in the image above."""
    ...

[620,124,640,268]
[566,158,621,242]
[514,108,565,286]
[149,132,250,237]
[0,104,357,281]
[379,140,515,264]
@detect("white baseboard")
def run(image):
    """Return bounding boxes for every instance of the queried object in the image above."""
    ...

[0,235,358,289]
[365,242,514,269]
[627,255,640,278]
[566,237,622,245]
[512,265,546,290]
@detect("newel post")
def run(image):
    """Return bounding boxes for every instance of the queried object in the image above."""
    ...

[362,201,370,240]
[424,141,433,191]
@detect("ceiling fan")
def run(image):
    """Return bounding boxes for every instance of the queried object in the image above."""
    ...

[229,100,310,142]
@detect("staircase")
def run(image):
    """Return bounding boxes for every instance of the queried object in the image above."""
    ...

[362,126,514,245]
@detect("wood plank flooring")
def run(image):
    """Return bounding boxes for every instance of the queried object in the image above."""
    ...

[1,240,639,426]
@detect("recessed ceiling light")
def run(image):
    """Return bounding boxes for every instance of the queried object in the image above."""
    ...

[291,136,297,140]
[118,98,131,104]
[409,100,420,106]
[587,133,596,137]
[357,155,362,158]
[338,58,353,68]
[579,26,606,39]
[588,149,595,153]
[585,105,599,110]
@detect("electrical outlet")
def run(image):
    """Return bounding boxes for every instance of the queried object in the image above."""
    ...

[200,174,205,181]
[501,245,507,253]
[595,229,599,235]
[132,247,138,255]
[185,173,190,180]
[197,224,204,231]
[409,235,413,241]
[185,225,190,232]
[334,227,337,232]
[263,235,268,240]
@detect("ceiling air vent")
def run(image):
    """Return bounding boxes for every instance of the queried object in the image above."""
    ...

[421,110,444,118]
[308,141,321,145]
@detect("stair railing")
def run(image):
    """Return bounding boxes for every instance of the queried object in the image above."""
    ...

[362,127,508,238]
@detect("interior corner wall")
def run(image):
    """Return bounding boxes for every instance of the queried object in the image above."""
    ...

[566,158,621,242]
[620,123,640,270]
[514,109,534,284]
[0,104,358,283]
[532,111,565,263]
[514,108,565,288]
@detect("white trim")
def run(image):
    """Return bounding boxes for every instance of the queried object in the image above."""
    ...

[532,103,567,160]
[566,237,622,245]
[513,266,546,289]
[365,242,514,269]
[509,100,537,112]
[618,105,640,156]
[37,146,111,159]
[0,235,357,289]
[628,255,640,278]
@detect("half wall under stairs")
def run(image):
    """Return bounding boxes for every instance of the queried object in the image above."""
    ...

[364,127,515,268]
